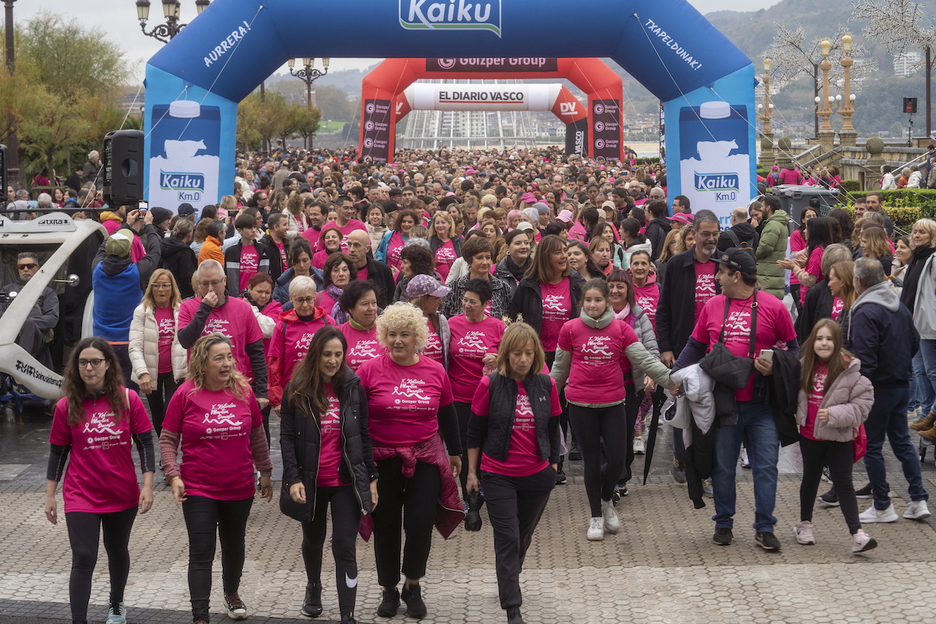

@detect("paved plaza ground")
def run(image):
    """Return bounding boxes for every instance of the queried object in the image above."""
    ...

[2,404,936,624]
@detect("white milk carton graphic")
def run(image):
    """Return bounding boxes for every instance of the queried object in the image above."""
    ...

[679,102,751,226]
[148,100,221,217]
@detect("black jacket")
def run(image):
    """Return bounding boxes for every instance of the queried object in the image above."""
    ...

[258,233,287,283]
[279,369,377,522]
[899,245,936,312]
[656,249,721,356]
[717,222,759,254]
[849,283,919,388]
[508,272,586,336]
[362,256,395,309]
[494,255,532,297]
[795,278,833,343]
[429,235,462,260]
[223,240,271,297]
[644,216,670,259]
[754,346,801,447]
[467,372,560,465]
[160,236,198,299]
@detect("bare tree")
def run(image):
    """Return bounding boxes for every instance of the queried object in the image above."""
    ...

[851,0,936,136]
[768,24,876,137]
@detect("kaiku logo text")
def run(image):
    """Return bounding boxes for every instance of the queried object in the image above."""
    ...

[160,171,205,192]
[694,172,739,201]
[401,0,502,37]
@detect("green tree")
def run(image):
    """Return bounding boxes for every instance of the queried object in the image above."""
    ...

[237,92,265,151]
[294,106,322,149]
[315,85,356,122]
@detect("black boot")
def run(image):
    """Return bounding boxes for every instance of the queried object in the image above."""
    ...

[376,587,400,618]
[301,583,322,617]
[507,606,526,624]
[401,583,427,619]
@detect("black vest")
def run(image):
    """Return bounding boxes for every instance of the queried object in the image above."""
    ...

[481,372,553,462]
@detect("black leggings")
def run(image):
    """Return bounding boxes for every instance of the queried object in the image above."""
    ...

[799,436,861,534]
[144,372,179,435]
[569,403,627,517]
[301,485,362,618]
[181,495,254,621]
[545,351,571,458]
[621,385,643,483]
[372,456,441,588]
[65,507,138,623]
[455,401,472,499]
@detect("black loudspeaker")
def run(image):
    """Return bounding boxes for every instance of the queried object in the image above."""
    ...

[904,97,918,114]
[103,130,145,206]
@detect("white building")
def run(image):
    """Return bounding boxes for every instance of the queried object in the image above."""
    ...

[893,52,922,77]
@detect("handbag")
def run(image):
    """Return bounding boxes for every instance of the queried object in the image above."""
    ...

[700,292,759,390]
[279,481,313,523]
[852,423,867,463]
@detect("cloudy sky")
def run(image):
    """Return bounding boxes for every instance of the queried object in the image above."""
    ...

[11,0,780,81]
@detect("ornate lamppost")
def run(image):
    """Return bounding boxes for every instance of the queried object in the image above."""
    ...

[816,38,836,153]
[136,0,210,43]
[837,33,858,147]
[758,58,775,168]
[287,57,330,110]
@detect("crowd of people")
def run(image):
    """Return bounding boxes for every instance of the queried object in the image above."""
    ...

[38,146,936,624]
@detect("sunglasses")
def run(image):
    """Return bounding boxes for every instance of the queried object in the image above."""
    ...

[18,263,36,270]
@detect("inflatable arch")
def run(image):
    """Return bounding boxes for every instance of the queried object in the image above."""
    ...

[393,82,590,156]
[143,0,756,225]
[360,58,619,161]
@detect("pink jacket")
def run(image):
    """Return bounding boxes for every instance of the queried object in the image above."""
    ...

[795,357,874,442]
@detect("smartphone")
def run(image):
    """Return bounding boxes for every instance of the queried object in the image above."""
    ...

[759,348,774,361]
[138,200,148,216]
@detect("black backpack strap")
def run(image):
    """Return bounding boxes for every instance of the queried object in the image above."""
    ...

[726,229,741,248]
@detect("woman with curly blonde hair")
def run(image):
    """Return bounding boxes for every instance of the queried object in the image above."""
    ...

[160,334,274,624]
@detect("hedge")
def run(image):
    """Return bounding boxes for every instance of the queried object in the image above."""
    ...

[839,189,936,230]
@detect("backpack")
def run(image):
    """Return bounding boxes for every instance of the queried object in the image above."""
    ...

[724,229,756,259]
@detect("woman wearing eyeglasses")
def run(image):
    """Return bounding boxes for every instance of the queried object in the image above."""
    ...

[46,337,155,624]
[160,334,274,624]
[268,276,337,410]
[129,269,188,436]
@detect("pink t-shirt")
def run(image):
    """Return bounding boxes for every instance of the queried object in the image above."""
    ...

[178,297,264,380]
[448,315,506,403]
[357,354,454,447]
[557,317,640,404]
[471,375,561,477]
[50,392,152,513]
[568,221,587,241]
[634,282,659,332]
[434,240,458,282]
[162,380,263,500]
[387,231,406,271]
[312,249,332,270]
[831,297,844,321]
[693,260,718,321]
[259,300,283,355]
[274,239,288,269]
[691,292,797,401]
[239,244,260,293]
[789,230,807,286]
[800,246,825,305]
[540,278,572,352]
[318,290,339,316]
[422,318,444,364]
[802,361,828,441]
[317,384,345,487]
[302,227,322,250]
[339,322,381,372]
[155,306,175,374]
[269,315,334,383]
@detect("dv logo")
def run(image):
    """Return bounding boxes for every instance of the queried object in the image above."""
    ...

[437,58,457,69]
[365,103,376,115]
[396,102,404,114]
[559,102,578,116]
[594,121,604,132]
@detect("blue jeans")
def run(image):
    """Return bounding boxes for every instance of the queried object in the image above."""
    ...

[910,351,935,413]
[712,400,779,533]
[920,339,936,415]
[863,385,929,511]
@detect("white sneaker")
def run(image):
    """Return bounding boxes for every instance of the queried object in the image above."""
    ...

[601,499,620,534]
[633,436,645,455]
[793,520,815,545]
[740,446,750,468]
[851,529,877,553]
[903,500,931,520]
[587,517,604,541]
[859,503,899,523]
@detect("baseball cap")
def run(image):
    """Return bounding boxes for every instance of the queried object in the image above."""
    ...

[516,222,534,233]
[601,200,616,211]
[177,203,197,217]
[105,230,133,258]
[521,192,537,204]
[713,247,756,276]
[668,213,693,226]
[557,210,574,223]
[406,274,451,299]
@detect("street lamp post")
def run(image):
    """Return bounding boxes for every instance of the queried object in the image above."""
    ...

[4,0,21,192]
[287,57,330,110]
[816,38,835,153]
[757,58,775,168]
[838,33,857,148]
[136,0,210,43]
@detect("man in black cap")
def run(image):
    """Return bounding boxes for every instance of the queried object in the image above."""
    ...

[671,247,798,551]
[149,207,173,234]
[177,203,198,219]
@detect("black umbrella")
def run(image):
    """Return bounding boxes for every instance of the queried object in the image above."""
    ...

[643,399,677,485]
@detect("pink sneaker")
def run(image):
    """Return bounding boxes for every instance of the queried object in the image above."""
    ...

[794,521,815,545]
[851,529,877,553]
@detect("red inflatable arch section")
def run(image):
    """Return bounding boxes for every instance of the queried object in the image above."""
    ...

[359,58,623,162]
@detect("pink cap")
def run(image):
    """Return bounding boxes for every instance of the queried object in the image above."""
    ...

[521,192,538,204]
[668,212,693,225]
[557,210,574,223]
[217,208,229,219]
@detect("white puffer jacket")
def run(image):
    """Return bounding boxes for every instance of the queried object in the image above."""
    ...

[128,303,188,383]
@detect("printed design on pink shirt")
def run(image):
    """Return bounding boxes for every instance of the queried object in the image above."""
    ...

[809,370,827,406]
[295,330,315,355]
[204,317,232,338]
[514,393,535,433]
[831,298,843,320]
[348,339,380,362]
[202,401,246,439]
[157,317,175,346]
[82,410,123,449]
[423,329,442,359]
[436,244,456,265]
[695,272,716,302]
[636,292,656,315]
[391,377,432,402]
[322,395,340,433]
[581,335,615,359]
[457,330,488,353]
[723,306,752,344]
[542,293,566,320]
